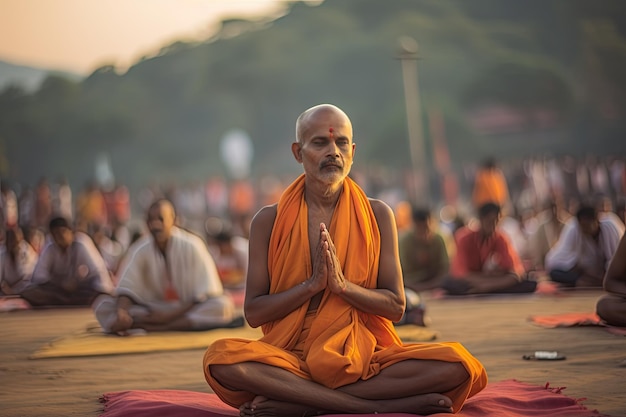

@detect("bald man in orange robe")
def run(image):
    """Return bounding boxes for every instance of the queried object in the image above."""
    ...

[203,104,487,416]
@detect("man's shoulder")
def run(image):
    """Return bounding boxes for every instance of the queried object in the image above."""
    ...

[430,231,447,245]
[492,229,513,244]
[367,198,393,218]
[599,213,625,234]
[74,231,94,245]
[456,227,478,243]
[172,227,207,247]
[125,235,153,256]
[252,204,278,227]
[259,203,278,216]
[73,232,100,253]
[367,197,388,207]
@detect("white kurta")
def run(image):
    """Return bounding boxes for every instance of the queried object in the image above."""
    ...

[94,227,234,331]
[31,232,114,294]
[545,215,625,274]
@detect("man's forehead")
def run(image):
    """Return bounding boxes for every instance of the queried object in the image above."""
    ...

[148,203,174,218]
[304,114,351,135]
[296,104,353,143]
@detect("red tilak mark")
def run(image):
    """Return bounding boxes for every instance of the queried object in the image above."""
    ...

[328,127,334,138]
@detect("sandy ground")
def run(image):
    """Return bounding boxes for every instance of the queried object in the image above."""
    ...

[0,289,624,417]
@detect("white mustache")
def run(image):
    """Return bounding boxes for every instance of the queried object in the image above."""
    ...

[321,160,343,168]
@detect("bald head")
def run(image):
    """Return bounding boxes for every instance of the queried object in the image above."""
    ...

[295,104,352,144]
[291,104,355,182]
[148,198,176,217]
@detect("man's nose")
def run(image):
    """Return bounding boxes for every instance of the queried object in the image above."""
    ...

[148,220,162,228]
[327,142,340,157]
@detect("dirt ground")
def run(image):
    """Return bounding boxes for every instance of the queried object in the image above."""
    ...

[0,289,624,417]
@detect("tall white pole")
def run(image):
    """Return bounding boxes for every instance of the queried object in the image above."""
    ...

[398,36,428,205]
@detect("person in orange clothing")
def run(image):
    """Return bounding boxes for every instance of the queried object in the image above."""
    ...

[203,104,487,416]
[471,157,510,211]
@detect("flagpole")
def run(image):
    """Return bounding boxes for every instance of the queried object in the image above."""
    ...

[397,36,428,206]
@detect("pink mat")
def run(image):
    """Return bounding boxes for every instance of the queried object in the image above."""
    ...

[528,312,626,336]
[99,379,609,417]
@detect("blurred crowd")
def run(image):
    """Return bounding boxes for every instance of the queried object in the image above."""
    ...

[392,153,625,315]
[0,152,625,303]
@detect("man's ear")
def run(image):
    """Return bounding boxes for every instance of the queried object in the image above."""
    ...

[291,142,303,163]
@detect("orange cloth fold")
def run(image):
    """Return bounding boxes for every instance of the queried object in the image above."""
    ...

[204,174,487,411]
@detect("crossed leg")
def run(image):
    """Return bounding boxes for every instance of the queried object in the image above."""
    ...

[210,359,469,416]
[597,294,626,327]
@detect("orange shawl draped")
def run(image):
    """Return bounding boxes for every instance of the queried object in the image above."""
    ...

[204,175,487,410]
[261,174,400,386]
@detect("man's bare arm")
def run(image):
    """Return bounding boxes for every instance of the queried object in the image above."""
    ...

[244,206,320,328]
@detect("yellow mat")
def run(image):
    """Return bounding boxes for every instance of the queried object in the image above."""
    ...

[30,324,263,359]
[394,324,439,342]
[30,323,437,359]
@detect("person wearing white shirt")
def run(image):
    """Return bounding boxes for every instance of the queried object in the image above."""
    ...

[21,217,114,305]
[545,205,624,287]
[94,199,240,334]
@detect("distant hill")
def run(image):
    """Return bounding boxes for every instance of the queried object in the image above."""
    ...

[1,0,625,195]
[0,60,82,92]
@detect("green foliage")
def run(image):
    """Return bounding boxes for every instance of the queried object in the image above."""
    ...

[1,0,626,191]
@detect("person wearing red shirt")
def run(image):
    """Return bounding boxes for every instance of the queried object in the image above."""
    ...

[443,202,537,295]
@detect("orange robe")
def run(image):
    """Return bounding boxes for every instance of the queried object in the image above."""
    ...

[472,168,509,209]
[203,175,487,411]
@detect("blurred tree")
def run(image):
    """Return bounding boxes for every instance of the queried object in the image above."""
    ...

[0,0,625,192]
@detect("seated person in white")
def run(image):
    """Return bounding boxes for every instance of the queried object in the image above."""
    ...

[21,217,114,306]
[94,199,240,334]
[0,227,38,295]
[545,205,624,287]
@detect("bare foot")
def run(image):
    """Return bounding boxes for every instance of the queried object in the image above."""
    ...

[239,396,326,417]
[109,309,133,334]
[238,393,453,416]
[380,393,454,415]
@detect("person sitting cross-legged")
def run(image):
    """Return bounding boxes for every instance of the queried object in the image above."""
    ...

[93,199,240,334]
[397,206,449,326]
[399,207,450,293]
[203,104,487,417]
[545,205,624,288]
[441,202,537,295]
[21,217,114,306]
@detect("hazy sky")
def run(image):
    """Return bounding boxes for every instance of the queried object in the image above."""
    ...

[0,0,293,75]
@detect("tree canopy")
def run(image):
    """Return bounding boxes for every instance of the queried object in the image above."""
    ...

[2,0,625,191]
